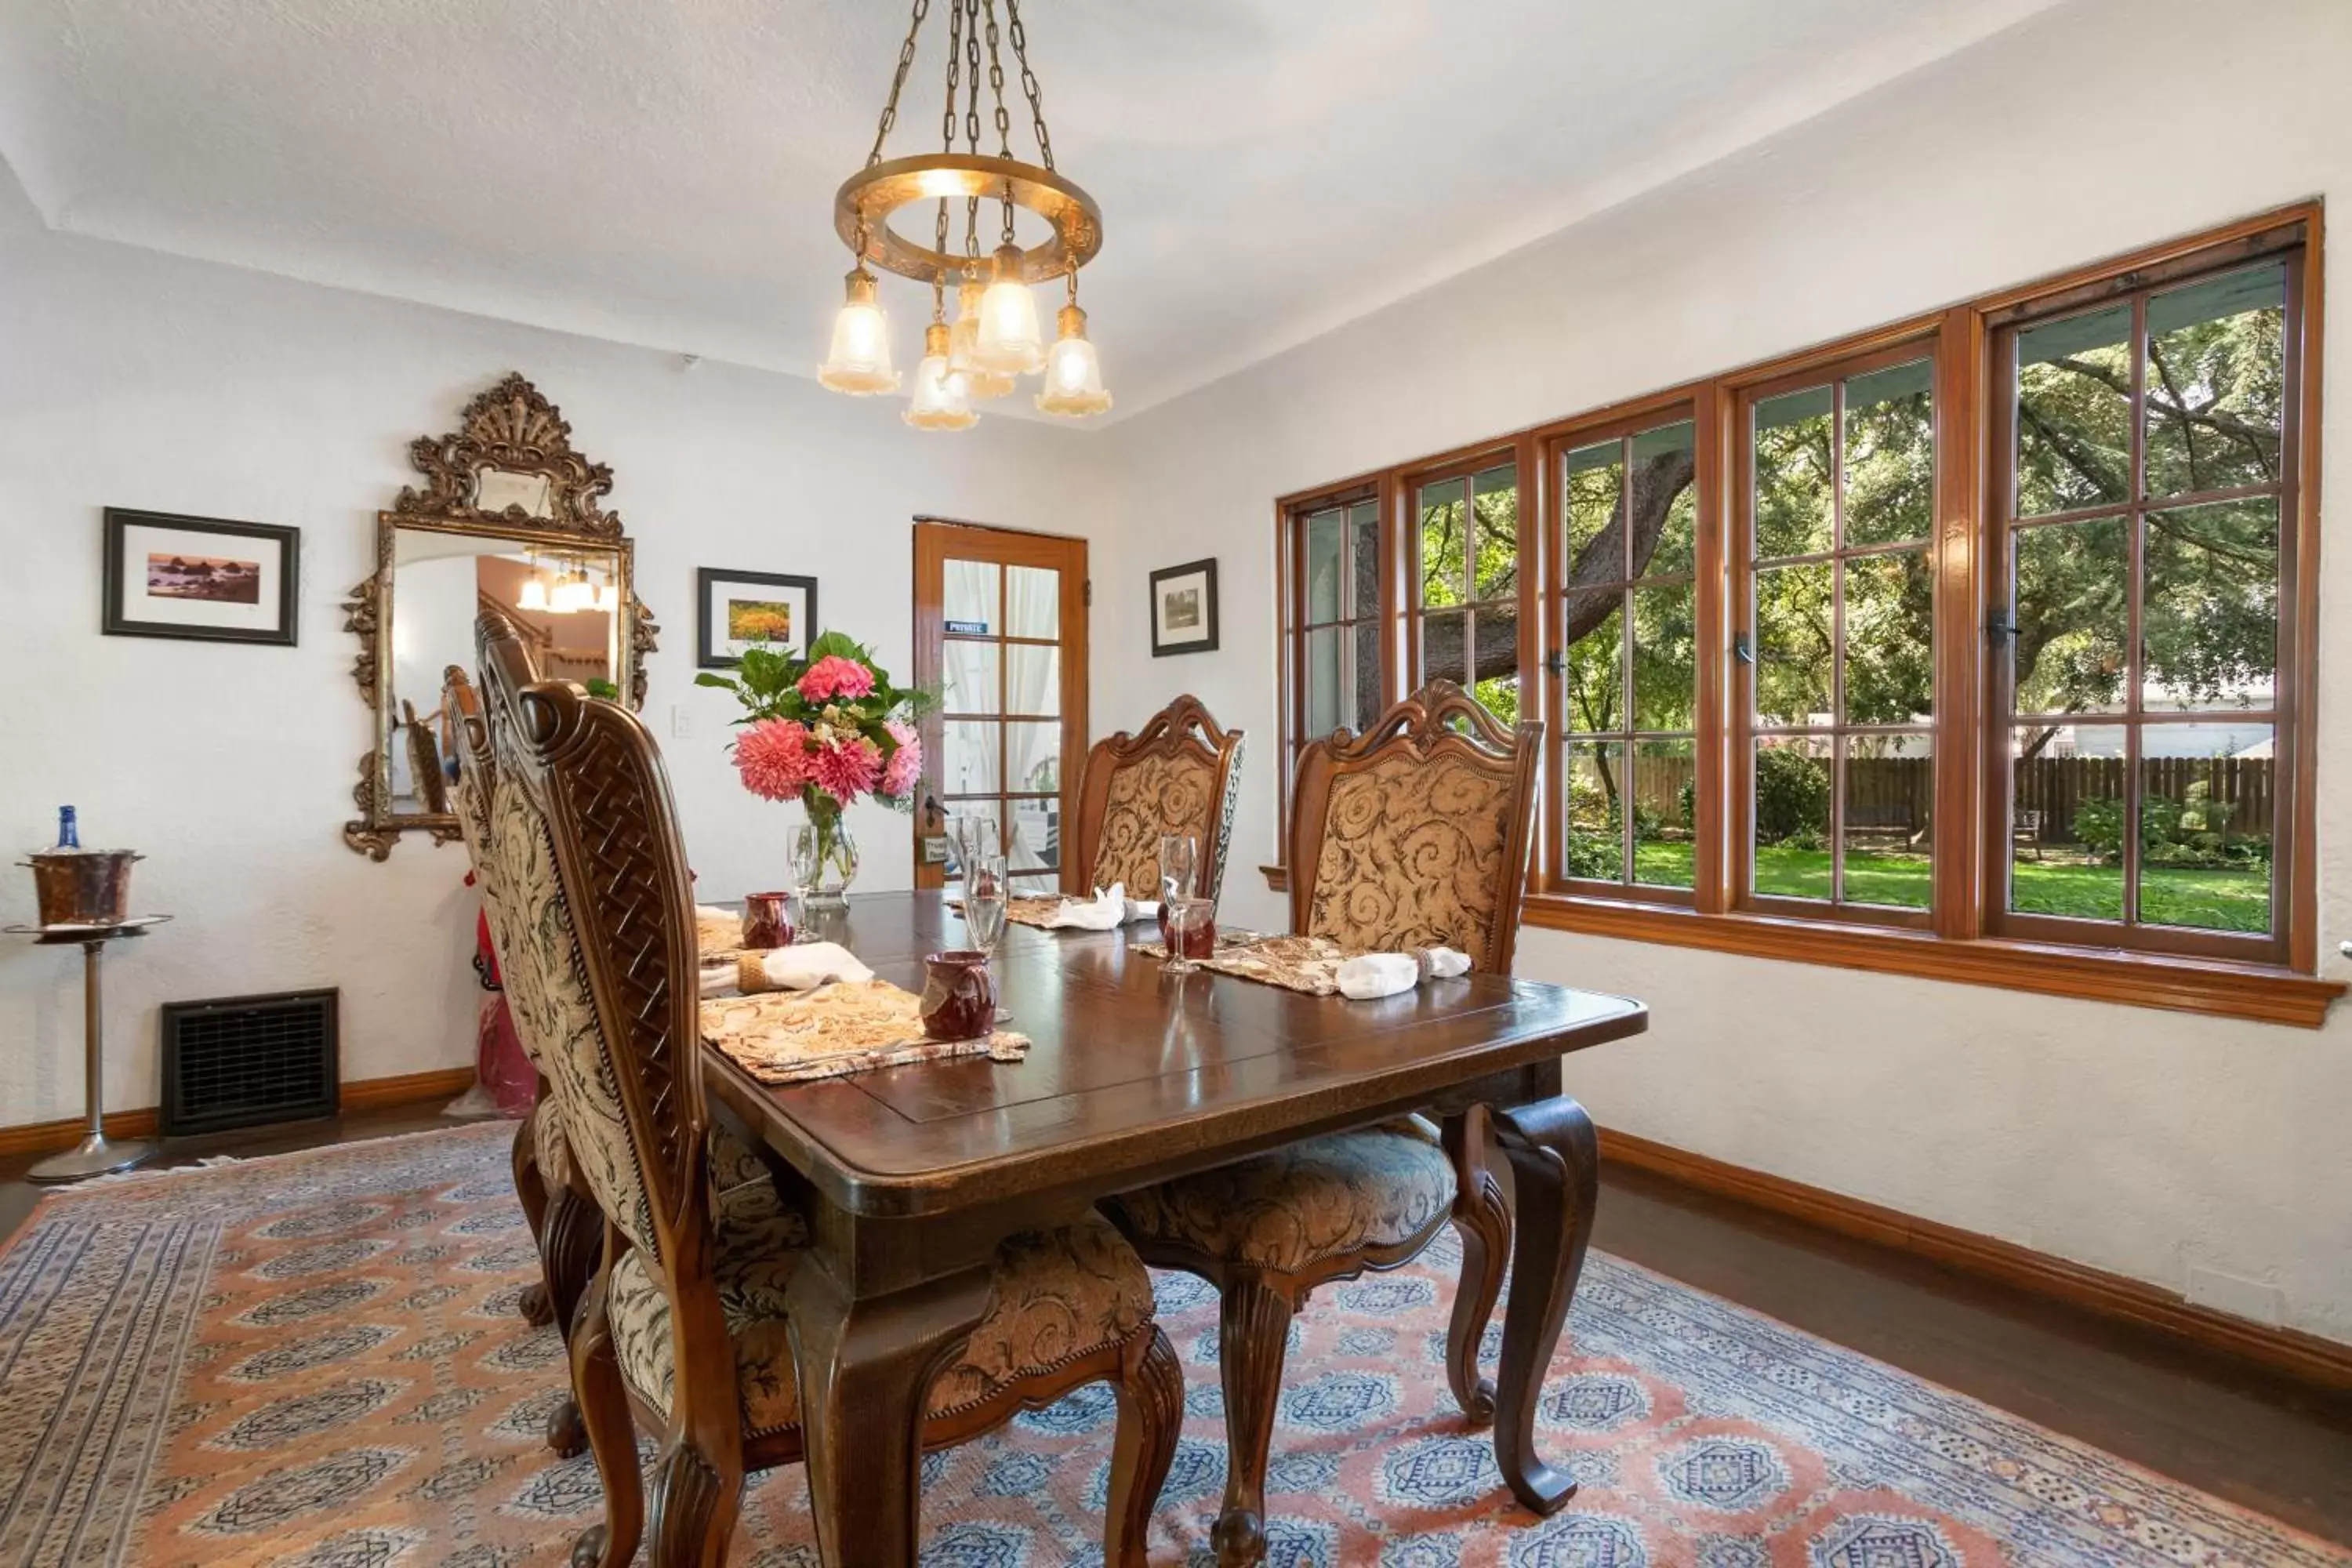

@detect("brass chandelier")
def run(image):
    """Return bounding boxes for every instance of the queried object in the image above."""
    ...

[820,0,1110,429]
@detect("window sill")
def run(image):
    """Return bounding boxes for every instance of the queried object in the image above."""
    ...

[1519,894,2343,1029]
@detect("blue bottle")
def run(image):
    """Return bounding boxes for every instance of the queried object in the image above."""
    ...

[56,805,79,850]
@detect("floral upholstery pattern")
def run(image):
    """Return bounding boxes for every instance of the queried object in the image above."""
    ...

[524,1098,573,1193]
[1305,753,1515,972]
[1109,1122,1457,1275]
[1091,750,1218,897]
[485,768,659,1259]
[608,1200,1153,1439]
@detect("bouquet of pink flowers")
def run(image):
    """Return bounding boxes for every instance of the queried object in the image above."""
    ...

[695,633,928,901]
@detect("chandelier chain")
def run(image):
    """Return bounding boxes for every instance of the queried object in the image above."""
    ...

[1003,0,1053,171]
[982,0,1012,156]
[962,0,983,155]
[939,0,963,151]
[867,0,931,168]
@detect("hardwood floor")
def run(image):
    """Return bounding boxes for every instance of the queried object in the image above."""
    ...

[4,1112,2347,1546]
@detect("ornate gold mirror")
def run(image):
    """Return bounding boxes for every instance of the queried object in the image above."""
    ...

[343,374,657,858]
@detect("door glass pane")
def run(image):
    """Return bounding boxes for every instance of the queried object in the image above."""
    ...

[1352,621,1384,730]
[1843,358,1935,547]
[1842,549,1933,724]
[1565,742,1625,883]
[1347,502,1382,618]
[1842,735,1932,909]
[1630,583,1694,731]
[1753,385,1835,559]
[940,640,999,715]
[2012,517,2129,715]
[1469,608,1519,724]
[1006,644,1062,717]
[1753,736,1832,902]
[2016,305,2131,517]
[1632,739,1695,889]
[944,560,1000,632]
[1006,565,1059,638]
[1419,477,1468,608]
[1632,420,1698,579]
[1564,593,1621,733]
[1004,720,1061,796]
[1305,508,1343,623]
[1422,610,1467,688]
[2140,724,2272,934]
[1009,797,1061,878]
[1562,440,1623,575]
[2142,499,2278,712]
[1305,626,1341,736]
[942,719,1000,797]
[1472,463,1519,601]
[2145,263,2285,501]
[2009,723,2125,923]
[1754,562,1833,726]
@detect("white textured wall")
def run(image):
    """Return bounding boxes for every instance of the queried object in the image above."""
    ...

[1091,0,2352,1344]
[0,168,1108,1127]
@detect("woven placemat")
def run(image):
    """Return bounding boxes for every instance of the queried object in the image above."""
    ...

[701,975,1029,1085]
[1133,932,1352,994]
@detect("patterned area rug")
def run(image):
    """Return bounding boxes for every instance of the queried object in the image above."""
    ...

[0,1123,2343,1568]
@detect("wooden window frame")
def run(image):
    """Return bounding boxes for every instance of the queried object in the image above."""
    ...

[1400,441,1536,709]
[1258,204,2336,1027]
[1273,472,1397,860]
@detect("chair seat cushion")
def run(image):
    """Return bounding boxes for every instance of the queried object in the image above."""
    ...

[1111,1123,1457,1275]
[606,1187,1153,1439]
[524,1098,573,1193]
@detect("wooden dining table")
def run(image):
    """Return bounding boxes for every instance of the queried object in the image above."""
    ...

[699,891,1648,1568]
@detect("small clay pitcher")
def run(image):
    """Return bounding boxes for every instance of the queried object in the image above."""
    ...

[741,891,793,951]
[920,949,996,1041]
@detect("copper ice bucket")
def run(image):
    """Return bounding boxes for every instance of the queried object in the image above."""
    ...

[24,848,142,927]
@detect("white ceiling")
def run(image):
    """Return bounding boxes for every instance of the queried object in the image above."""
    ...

[0,0,2061,423]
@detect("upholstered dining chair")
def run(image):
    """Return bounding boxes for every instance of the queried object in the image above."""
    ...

[1068,693,1245,901]
[1104,680,1542,1567]
[487,655,1185,1568]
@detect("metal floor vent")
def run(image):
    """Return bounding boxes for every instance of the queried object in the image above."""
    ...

[161,989,340,1137]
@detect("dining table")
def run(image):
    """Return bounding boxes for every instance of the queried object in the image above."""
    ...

[699,890,1649,1568]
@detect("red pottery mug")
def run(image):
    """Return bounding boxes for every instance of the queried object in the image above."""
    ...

[741,891,794,951]
[920,949,996,1041]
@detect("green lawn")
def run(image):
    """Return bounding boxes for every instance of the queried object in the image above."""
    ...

[1613,840,2269,933]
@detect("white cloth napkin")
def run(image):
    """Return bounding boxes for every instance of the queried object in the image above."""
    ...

[735,941,874,994]
[1045,884,1160,930]
[1334,946,1472,1000]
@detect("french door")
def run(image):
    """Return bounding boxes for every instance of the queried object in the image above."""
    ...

[912,519,1089,891]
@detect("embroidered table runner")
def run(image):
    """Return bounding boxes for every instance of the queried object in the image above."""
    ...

[701,976,1029,1086]
[1132,933,1364,996]
[696,910,748,964]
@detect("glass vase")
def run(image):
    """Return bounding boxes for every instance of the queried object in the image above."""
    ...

[800,804,860,913]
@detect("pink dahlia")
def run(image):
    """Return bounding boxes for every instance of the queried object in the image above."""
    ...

[734,719,812,800]
[880,720,922,798]
[797,655,877,703]
[810,736,882,804]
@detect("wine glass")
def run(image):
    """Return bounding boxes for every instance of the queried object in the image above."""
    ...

[964,854,1014,1023]
[954,811,1001,889]
[1161,895,1214,975]
[786,824,822,938]
[1158,833,1198,906]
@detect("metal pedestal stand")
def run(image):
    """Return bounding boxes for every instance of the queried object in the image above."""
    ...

[5,916,170,1183]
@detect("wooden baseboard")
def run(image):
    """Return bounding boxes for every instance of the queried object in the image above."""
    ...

[1597,1125,2352,1398]
[0,1066,479,1159]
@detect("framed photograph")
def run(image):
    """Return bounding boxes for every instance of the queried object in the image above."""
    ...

[1149,557,1219,656]
[102,508,300,646]
[698,568,818,667]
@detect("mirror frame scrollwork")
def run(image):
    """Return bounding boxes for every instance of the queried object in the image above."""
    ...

[342,372,659,858]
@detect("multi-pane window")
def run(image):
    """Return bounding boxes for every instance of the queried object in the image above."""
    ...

[1558,418,1700,895]
[1287,494,1388,774]
[1413,459,1522,722]
[1997,255,2295,954]
[1739,352,1937,920]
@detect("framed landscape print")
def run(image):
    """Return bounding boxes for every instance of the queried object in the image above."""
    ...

[101,508,300,646]
[698,568,818,667]
[1149,557,1219,656]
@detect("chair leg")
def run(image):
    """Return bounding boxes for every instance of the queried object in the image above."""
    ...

[512,1117,556,1329]
[1210,1272,1298,1568]
[567,1269,644,1568]
[1105,1327,1184,1568]
[1443,1106,1509,1427]
[539,1181,601,1457]
[647,1437,745,1568]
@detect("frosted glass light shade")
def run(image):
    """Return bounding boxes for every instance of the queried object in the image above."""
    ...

[948,278,1016,398]
[517,575,550,612]
[550,566,596,614]
[595,579,621,612]
[971,244,1044,376]
[818,269,900,394]
[905,322,978,431]
[1035,303,1112,417]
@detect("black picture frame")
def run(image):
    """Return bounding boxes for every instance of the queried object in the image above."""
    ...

[1149,557,1220,656]
[101,507,300,646]
[697,567,820,668]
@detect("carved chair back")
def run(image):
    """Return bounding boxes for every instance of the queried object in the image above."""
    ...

[445,662,538,1067]
[1287,681,1542,975]
[1069,695,1245,902]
